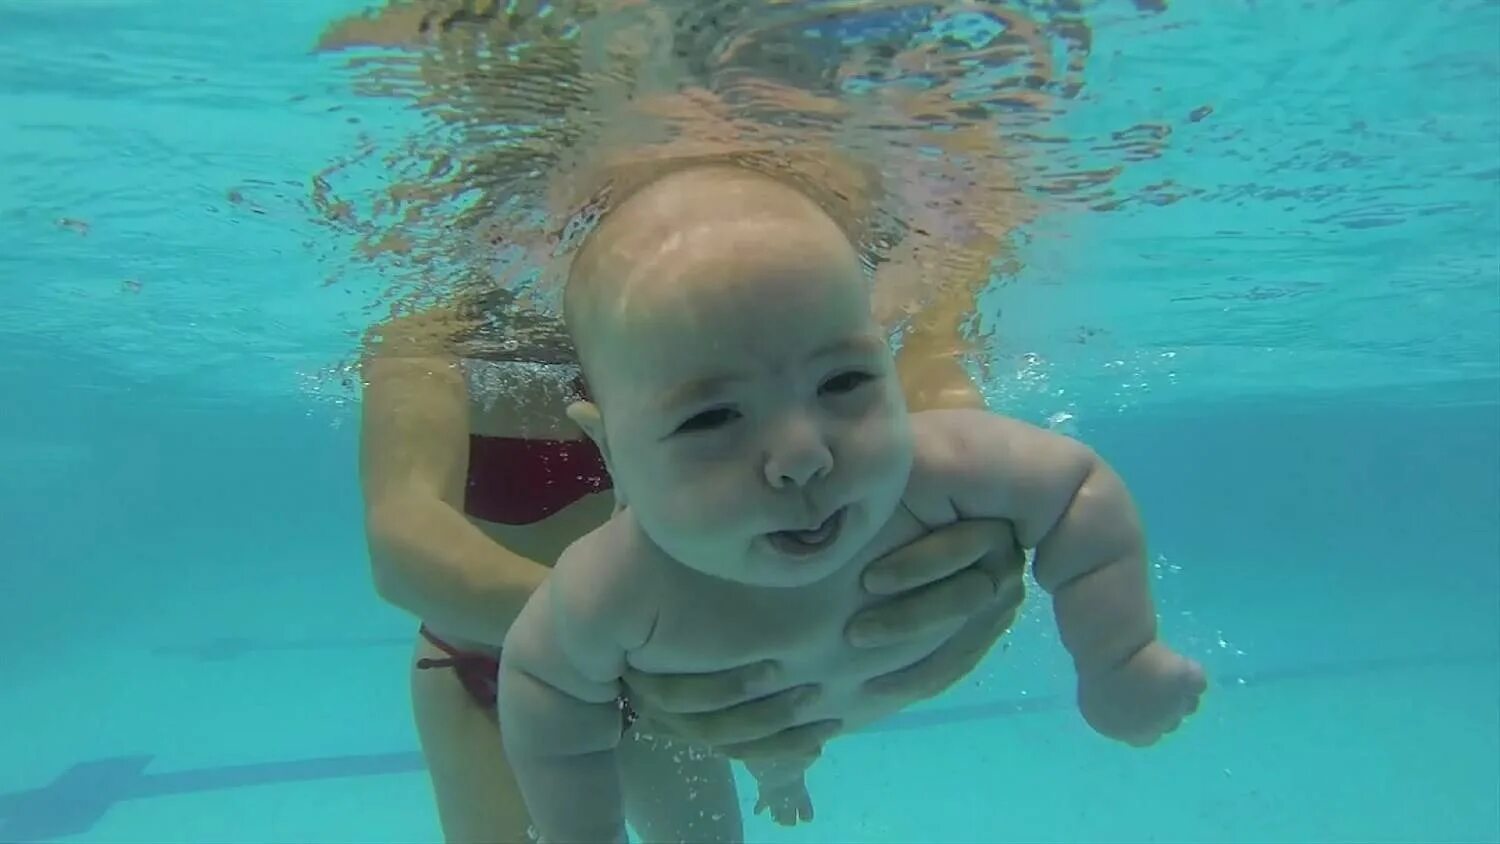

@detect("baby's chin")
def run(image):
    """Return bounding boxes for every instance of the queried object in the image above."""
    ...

[651,506,877,588]
[751,554,853,588]
[662,539,854,589]
[743,533,868,589]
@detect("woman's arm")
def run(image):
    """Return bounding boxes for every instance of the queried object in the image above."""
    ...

[359,309,550,647]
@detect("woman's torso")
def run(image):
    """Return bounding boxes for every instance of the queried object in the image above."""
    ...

[428,358,617,653]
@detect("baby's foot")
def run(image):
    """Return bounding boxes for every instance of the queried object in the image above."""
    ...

[747,755,817,826]
[1078,640,1206,746]
[754,777,814,826]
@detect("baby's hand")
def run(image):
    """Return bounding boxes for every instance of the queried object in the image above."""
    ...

[746,755,816,827]
[1078,640,1206,747]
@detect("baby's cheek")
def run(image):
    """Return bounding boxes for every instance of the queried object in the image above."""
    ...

[847,418,912,477]
[661,465,753,528]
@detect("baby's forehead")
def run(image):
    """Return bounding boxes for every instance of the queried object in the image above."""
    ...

[574,205,855,320]
[593,168,843,254]
[567,167,864,375]
[596,275,877,369]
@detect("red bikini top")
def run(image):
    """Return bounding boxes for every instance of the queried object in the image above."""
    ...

[463,433,613,525]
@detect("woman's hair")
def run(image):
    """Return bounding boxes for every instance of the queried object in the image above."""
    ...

[324,2,1044,364]
[443,142,890,364]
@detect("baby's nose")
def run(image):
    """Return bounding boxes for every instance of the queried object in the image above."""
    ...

[767,453,830,488]
[764,422,833,489]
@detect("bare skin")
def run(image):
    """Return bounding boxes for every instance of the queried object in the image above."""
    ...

[497,170,1206,842]
[344,14,1043,838]
[361,253,1025,840]
[318,5,1112,841]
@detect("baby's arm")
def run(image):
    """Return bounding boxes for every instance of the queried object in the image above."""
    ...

[916,411,1150,665]
[498,528,654,843]
[915,410,1203,743]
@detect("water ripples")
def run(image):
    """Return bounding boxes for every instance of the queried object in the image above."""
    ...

[2,0,1494,409]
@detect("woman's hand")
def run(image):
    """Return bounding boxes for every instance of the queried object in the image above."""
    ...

[620,520,1025,759]
[851,519,1026,702]
[621,663,841,761]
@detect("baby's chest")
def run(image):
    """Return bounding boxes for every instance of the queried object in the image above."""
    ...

[628,505,959,685]
[635,572,861,671]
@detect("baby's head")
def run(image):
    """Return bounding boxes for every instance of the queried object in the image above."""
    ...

[564,165,914,587]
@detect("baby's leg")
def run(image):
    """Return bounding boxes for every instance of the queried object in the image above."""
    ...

[409,633,533,843]
[618,727,743,844]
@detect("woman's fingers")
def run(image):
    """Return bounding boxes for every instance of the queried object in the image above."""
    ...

[861,520,1002,594]
[622,660,780,714]
[847,567,998,647]
[716,719,842,761]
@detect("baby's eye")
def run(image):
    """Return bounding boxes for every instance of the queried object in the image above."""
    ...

[675,407,740,434]
[820,371,875,395]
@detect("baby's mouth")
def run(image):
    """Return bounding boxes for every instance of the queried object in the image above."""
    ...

[767,508,846,557]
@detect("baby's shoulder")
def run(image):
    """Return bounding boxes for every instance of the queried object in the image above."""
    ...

[900,410,984,522]
[906,409,983,474]
[905,407,1047,471]
[551,514,663,649]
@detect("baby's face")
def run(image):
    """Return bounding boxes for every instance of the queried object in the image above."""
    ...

[586,211,913,588]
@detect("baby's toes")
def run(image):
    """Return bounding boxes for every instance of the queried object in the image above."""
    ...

[1183,691,1202,716]
[1178,660,1208,695]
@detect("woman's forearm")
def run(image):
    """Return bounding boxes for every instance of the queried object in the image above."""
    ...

[896,346,985,412]
[366,490,549,647]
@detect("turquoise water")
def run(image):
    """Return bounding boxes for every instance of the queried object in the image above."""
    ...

[3,1,1498,842]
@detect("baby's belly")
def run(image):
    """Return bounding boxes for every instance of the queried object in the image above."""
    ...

[628,592,965,735]
[775,621,964,732]
[628,506,962,733]
[628,626,960,738]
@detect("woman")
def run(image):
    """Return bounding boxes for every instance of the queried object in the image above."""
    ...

[342,6,1037,840]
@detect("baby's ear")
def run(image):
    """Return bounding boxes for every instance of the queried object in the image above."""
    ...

[567,400,626,511]
[567,399,612,463]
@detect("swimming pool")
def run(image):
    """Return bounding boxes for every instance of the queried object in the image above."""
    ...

[2,1,1497,842]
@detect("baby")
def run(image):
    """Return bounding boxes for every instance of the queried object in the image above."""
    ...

[497,166,1206,843]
